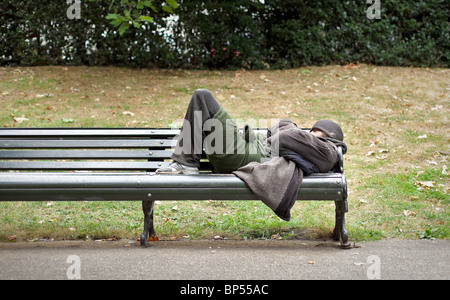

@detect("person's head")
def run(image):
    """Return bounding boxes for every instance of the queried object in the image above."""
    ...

[310,120,344,141]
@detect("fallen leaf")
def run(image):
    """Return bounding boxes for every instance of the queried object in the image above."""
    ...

[342,63,364,69]
[259,74,270,82]
[370,140,381,147]
[431,105,443,111]
[416,170,425,177]
[403,210,416,217]
[427,160,438,165]
[147,235,160,242]
[366,150,375,156]
[13,115,29,123]
[416,181,435,188]
[123,111,135,117]
[271,233,281,240]
[62,118,74,123]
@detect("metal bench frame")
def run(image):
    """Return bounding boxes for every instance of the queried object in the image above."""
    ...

[0,128,349,248]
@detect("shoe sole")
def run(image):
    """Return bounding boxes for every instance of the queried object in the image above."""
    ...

[182,170,200,175]
[155,170,183,174]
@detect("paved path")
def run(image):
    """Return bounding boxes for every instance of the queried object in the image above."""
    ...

[0,239,448,280]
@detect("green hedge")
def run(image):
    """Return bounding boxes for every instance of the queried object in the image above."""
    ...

[1,0,448,68]
[0,0,173,67]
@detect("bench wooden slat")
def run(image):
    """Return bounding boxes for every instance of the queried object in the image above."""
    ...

[0,161,213,171]
[0,172,344,188]
[0,139,178,149]
[0,187,343,201]
[0,128,181,137]
[0,173,346,201]
[0,150,174,159]
[0,188,258,201]
[0,161,170,170]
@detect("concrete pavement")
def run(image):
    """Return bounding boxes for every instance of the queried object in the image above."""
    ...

[0,238,448,280]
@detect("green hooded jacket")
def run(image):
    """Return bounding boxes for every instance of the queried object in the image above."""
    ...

[205,107,267,173]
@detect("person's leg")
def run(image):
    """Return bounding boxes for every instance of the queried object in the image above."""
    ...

[156,89,220,174]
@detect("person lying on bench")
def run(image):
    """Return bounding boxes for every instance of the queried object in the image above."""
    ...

[156,89,347,221]
[156,88,346,175]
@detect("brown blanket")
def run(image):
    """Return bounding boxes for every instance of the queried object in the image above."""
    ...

[233,156,302,221]
[233,119,342,221]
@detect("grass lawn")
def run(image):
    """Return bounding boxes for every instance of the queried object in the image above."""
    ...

[0,65,448,243]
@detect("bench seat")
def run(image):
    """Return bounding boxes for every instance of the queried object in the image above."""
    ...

[0,172,346,202]
[0,128,349,248]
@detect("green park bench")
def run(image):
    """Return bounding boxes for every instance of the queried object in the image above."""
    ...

[0,128,349,248]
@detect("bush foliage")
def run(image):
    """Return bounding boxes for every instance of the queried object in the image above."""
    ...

[1,0,448,68]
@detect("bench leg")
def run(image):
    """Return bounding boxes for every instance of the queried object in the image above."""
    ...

[140,200,155,247]
[333,200,349,248]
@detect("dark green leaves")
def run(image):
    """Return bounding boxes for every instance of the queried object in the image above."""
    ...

[103,0,178,35]
[1,0,448,67]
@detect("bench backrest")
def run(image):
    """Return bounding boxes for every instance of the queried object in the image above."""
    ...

[0,128,343,173]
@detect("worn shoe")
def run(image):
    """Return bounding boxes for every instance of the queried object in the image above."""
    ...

[156,162,199,175]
